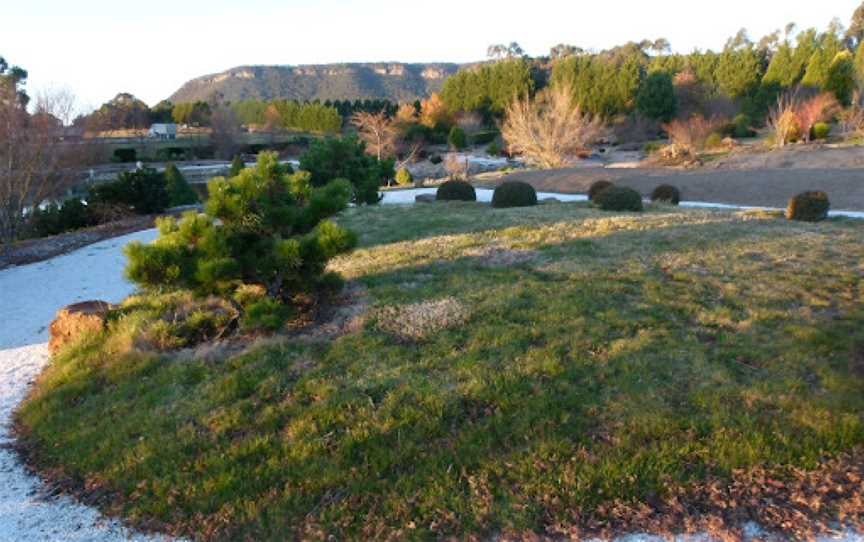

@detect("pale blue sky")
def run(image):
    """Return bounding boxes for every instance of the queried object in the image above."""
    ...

[3,0,860,110]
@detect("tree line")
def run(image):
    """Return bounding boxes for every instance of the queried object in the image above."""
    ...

[439,10,864,128]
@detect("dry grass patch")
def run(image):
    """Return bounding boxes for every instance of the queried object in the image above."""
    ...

[374,297,470,341]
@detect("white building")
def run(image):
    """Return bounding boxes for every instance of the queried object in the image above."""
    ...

[148,123,177,140]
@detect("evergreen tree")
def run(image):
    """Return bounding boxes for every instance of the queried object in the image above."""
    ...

[125,152,356,329]
[716,47,764,98]
[164,163,198,207]
[792,29,820,82]
[441,58,535,115]
[550,48,646,119]
[636,71,677,121]
[763,42,799,88]
[298,135,392,205]
[802,31,843,88]
[448,126,467,150]
[825,50,856,105]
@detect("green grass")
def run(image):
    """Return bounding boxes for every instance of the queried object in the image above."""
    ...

[16,201,864,540]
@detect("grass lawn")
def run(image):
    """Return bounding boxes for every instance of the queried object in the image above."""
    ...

[15,201,864,540]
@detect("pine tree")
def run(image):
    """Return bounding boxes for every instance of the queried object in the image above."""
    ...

[164,163,198,207]
[763,43,799,88]
[825,50,856,105]
[125,152,356,330]
[716,47,764,98]
[802,32,842,88]
[636,71,677,121]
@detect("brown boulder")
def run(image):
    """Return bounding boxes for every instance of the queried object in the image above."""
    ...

[48,300,112,355]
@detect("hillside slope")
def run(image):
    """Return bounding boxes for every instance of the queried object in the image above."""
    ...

[169,63,461,103]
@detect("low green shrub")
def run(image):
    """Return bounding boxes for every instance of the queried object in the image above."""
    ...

[486,141,501,156]
[811,122,831,140]
[30,198,95,237]
[705,133,723,149]
[89,167,170,215]
[395,168,413,186]
[588,180,614,201]
[721,114,756,138]
[491,181,537,208]
[164,163,198,207]
[448,126,467,150]
[595,185,644,212]
[437,180,477,201]
[786,191,830,222]
[650,184,681,205]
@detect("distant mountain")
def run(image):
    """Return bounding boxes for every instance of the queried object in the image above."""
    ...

[169,63,463,104]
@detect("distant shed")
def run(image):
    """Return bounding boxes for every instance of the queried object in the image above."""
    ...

[148,123,177,140]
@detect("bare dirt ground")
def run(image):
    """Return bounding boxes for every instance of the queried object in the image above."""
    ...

[491,144,864,211]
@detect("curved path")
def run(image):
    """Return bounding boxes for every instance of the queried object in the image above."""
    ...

[0,229,168,541]
[0,215,860,541]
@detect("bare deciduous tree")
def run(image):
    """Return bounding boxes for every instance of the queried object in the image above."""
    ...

[767,94,801,148]
[419,93,451,130]
[456,111,483,137]
[501,84,604,169]
[351,111,398,160]
[444,154,470,179]
[663,114,723,150]
[840,91,864,137]
[796,93,840,142]
[0,87,79,246]
[210,106,241,160]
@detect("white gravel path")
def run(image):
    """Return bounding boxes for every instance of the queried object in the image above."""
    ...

[0,229,170,541]
[0,209,860,541]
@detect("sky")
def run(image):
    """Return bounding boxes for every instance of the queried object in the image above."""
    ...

[2,0,861,112]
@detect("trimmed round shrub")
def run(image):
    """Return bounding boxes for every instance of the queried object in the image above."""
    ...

[395,167,413,186]
[595,185,644,212]
[811,122,831,140]
[705,133,722,149]
[786,191,829,222]
[650,184,681,205]
[491,181,537,208]
[436,179,477,201]
[588,180,614,201]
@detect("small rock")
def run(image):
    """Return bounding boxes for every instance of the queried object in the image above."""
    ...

[415,194,437,203]
[48,300,111,355]
[540,197,561,203]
